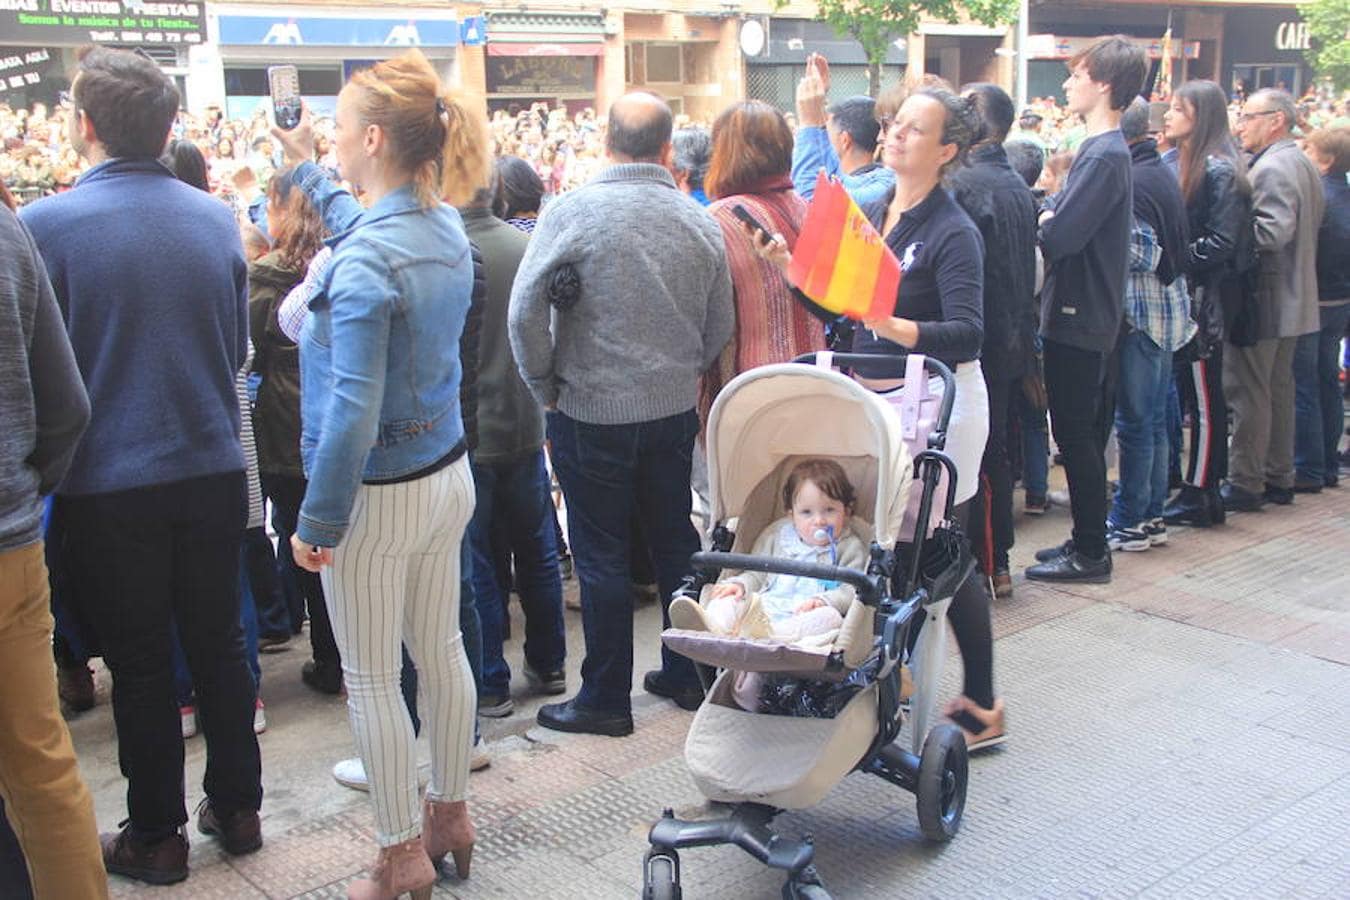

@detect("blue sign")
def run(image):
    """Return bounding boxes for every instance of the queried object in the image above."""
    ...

[460,17,486,47]
[218,16,460,48]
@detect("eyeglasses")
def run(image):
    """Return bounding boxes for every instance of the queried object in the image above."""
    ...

[1237,109,1279,124]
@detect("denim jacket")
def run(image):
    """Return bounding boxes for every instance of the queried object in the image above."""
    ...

[293,162,472,547]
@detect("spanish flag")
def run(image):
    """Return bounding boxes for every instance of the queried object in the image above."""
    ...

[788,172,900,321]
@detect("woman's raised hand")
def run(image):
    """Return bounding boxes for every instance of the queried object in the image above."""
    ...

[271,103,317,167]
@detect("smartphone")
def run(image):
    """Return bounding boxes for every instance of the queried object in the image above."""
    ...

[731,204,772,242]
[268,65,302,130]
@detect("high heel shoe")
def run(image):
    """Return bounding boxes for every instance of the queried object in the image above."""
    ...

[422,798,475,879]
[347,837,436,900]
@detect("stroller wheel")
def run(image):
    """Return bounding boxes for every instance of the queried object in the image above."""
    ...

[783,879,832,900]
[642,849,682,900]
[916,723,968,841]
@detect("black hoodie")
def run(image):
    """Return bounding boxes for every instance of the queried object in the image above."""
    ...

[1129,138,1189,287]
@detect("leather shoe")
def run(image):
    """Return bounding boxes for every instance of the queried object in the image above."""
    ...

[197,800,262,855]
[1291,478,1323,494]
[1262,483,1294,505]
[101,824,188,885]
[1219,481,1264,512]
[1033,539,1074,563]
[536,697,633,737]
[643,669,704,711]
[1025,550,1112,584]
[1163,486,1213,527]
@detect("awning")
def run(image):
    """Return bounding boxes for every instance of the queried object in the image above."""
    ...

[485,11,607,58]
[487,41,605,57]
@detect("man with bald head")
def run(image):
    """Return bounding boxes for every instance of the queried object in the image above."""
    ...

[1222,89,1325,511]
[509,92,734,736]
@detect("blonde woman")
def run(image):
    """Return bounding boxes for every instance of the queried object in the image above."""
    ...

[273,49,490,900]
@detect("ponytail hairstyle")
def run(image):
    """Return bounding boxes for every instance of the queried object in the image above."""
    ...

[346,49,490,208]
[914,86,984,176]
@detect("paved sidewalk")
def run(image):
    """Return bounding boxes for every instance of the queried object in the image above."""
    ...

[68,486,1350,898]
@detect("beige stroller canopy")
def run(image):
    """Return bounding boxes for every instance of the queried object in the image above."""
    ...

[705,362,914,549]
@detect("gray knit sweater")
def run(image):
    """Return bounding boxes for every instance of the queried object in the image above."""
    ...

[507,163,734,425]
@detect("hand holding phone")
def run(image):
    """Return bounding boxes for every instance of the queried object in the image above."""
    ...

[268,65,302,131]
[732,204,791,272]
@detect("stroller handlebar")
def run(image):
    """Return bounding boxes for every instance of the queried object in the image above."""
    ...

[792,352,956,449]
[688,551,884,603]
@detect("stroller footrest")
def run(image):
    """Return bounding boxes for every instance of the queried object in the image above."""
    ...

[649,805,815,874]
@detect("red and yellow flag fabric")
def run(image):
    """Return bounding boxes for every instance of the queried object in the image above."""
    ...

[788,171,900,321]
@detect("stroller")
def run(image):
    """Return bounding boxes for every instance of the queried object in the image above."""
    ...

[643,353,976,900]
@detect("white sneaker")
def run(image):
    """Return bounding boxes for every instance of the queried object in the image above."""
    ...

[180,705,197,739]
[470,741,490,773]
[332,757,432,792]
[253,699,267,735]
[1047,489,1072,508]
[1106,521,1150,552]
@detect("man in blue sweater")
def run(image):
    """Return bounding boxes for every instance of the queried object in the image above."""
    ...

[1024,36,1147,584]
[19,47,262,885]
[790,54,893,206]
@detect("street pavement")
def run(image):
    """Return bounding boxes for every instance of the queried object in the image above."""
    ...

[66,477,1350,899]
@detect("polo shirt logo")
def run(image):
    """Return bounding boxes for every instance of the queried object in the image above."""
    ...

[900,242,923,272]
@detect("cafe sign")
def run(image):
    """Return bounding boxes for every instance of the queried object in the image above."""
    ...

[1,1,206,47]
[1274,21,1310,52]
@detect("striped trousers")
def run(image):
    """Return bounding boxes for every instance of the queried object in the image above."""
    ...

[321,457,477,845]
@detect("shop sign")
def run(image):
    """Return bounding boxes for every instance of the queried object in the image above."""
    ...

[460,16,486,47]
[217,15,460,48]
[1274,22,1310,52]
[0,46,53,94]
[1,1,205,46]
[486,55,594,96]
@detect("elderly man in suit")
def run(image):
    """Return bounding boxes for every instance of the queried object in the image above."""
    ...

[1222,89,1326,512]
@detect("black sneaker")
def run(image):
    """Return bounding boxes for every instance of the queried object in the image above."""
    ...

[1144,518,1168,547]
[1023,494,1048,516]
[1025,550,1112,584]
[1106,522,1150,552]
[478,690,515,717]
[523,662,567,696]
[1033,539,1075,562]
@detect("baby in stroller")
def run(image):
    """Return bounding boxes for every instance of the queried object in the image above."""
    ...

[669,459,868,644]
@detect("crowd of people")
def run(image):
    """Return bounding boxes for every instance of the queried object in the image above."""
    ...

[0,35,1346,900]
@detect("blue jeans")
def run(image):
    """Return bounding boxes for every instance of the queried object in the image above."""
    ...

[1019,390,1049,497]
[174,545,260,706]
[548,410,701,713]
[1294,302,1350,483]
[1110,330,1173,527]
[467,451,565,694]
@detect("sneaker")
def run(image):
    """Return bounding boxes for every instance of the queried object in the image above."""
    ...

[1023,493,1048,516]
[332,757,431,792]
[1144,518,1168,546]
[478,691,514,718]
[101,823,189,885]
[523,662,567,696]
[1047,489,1071,508]
[1033,539,1075,562]
[57,663,96,713]
[253,699,267,735]
[470,741,491,773]
[180,705,197,739]
[1106,522,1150,552]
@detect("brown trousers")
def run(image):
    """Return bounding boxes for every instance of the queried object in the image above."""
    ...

[0,541,107,899]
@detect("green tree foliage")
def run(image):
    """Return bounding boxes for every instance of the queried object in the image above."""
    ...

[1300,0,1350,89]
[785,0,1020,96]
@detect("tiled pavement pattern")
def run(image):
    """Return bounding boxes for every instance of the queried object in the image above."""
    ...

[69,486,1349,898]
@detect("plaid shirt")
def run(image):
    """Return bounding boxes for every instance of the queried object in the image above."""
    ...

[1125,218,1196,352]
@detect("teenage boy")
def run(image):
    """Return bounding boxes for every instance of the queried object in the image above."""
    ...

[1025,36,1147,584]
